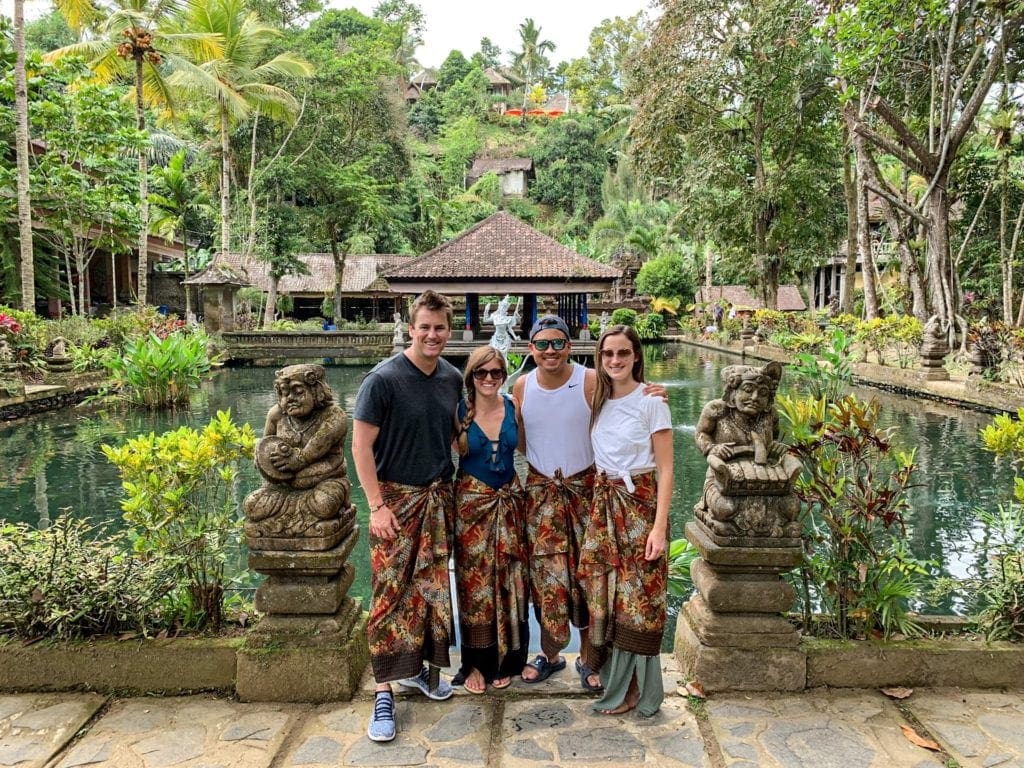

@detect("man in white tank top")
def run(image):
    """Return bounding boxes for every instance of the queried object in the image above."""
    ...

[512,315,603,690]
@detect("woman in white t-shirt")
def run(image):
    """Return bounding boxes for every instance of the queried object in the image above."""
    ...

[578,324,673,717]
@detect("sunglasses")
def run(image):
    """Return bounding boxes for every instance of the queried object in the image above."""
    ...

[472,367,507,381]
[600,348,634,360]
[532,338,567,351]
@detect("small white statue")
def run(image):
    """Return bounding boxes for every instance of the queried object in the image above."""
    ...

[598,311,611,335]
[392,313,404,347]
[483,294,521,363]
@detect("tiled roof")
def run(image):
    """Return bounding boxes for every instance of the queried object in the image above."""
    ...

[182,263,248,286]
[468,157,533,177]
[695,284,807,312]
[410,69,437,87]
[384,212,621,281]
[207,252,412,294]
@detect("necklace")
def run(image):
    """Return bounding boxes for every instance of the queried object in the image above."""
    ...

[285,414,315,438]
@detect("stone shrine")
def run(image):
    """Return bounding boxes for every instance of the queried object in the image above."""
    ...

[237,364,368,702]
[677,361,806,691]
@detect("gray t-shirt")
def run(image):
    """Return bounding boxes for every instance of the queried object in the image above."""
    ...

[353,353,463,486]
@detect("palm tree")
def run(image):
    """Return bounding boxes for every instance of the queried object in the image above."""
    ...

[167,0,312,258]
[150,148,213,317]
[48,0,221,306]
[512,18,554,116]
[14,0,35,311]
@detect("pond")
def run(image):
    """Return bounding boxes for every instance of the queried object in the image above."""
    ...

[0,343,1013,649]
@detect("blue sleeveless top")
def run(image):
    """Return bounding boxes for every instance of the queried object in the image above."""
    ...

[458,396,518,489]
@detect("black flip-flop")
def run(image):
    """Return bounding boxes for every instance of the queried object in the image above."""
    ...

[576,657,604,692]
[522,654,566,683]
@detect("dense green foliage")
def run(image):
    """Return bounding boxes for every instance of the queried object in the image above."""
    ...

[102,410,256,629]
[102,330,213,408]
[0,517,176,640]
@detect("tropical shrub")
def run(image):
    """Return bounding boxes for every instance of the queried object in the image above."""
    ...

[779,394,924,639]
[789,328,853,403]
[102,330,213,408]
[0,516,176,640]
[667,537,698,597]
[611,308,638,327]
[854,315,923,367]
[102,411,256,630]
[634,312,666,340]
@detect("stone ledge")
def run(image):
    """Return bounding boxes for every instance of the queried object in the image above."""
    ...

[804,637,1024,689]
[0,636,241,694]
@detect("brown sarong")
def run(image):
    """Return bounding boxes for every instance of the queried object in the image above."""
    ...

[578,471,667,661]
[454,473,528,668]
[368,477,454,682]
[524,464,595,650]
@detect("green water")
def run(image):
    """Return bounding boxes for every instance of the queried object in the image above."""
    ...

[0,343,1013,647]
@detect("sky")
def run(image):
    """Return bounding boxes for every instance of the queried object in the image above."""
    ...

[3,0,657,69]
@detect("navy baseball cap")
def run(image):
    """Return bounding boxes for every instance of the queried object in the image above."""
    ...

[529,315,571,341]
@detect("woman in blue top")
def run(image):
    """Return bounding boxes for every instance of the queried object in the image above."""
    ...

[453,346,529,694]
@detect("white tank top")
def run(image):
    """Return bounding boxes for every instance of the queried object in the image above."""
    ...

[522,363,594,477]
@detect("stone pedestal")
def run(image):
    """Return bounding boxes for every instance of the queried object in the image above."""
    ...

[675,521,805,691]
[919,333,949,381]
[237,528,369,702]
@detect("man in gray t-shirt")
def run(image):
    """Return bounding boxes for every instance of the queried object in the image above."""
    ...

[352,289,462,743]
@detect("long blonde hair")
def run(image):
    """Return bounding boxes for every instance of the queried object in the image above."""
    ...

[456,346,508,456]
[590,325,644,431]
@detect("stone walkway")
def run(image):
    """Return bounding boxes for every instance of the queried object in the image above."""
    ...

[1,655,1021,767]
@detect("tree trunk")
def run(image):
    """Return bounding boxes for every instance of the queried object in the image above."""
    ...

[220,102,231,259]
[136,57,149,305]
[263,273,278,328]
[925,173,956,331]
[329,230,346,325]
[182,239,191,317]
[243,112,260,260]
[841,136,858,315]
[854,132,879,319]
[14,0,35,312]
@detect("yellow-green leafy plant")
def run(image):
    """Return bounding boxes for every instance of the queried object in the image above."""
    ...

[102,411,256,629]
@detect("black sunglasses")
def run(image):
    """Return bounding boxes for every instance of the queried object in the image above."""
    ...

[532,338,567,351]
[472,367,507,381]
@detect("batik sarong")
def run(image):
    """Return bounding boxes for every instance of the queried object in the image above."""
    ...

[454,473,528,669]
[368,477,454,682]
[578,471,667,661]
[524,464,595,650]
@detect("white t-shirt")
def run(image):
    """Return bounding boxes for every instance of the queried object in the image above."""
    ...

[592,385,672,489]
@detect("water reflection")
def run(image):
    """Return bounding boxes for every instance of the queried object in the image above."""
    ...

[0,346,1014,631]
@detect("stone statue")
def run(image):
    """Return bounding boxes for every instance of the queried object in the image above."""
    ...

[392,313,404,347]
[483,294,521,362]
[243,364,355,551]
[598,311,611,335]
[693,361,802,540]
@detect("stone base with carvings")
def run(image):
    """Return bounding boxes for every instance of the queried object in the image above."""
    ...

[675,520,806,691]
[237,529,370,702]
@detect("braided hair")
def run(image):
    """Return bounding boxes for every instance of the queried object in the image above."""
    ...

[457,346,507,457]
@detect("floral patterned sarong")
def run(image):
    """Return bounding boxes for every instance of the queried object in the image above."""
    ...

[367,477,454,682]
[454,473,528,667]
[579,471,667,660]
[524,464,595,650]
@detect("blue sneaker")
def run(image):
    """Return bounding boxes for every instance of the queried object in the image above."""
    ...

[398,666,454,701]
[367,691,396,742]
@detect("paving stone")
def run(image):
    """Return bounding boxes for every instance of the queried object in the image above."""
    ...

[909,690,1024,768]
[505,739,554,761]
[319,709,364,735]
[422,705,484,743]
[556,726,644,762]
[651,730,707,766]
[343,738,428,766]
[431,743,483,762]
[221,712,290,742]
[708,691,941,768]
[506,702,574,734]
[55,697,293,768]
[133,727,207,767]
[290,736,342,765]
[59,740,113,767]
[0,693,105,768]
[759,719,874,768]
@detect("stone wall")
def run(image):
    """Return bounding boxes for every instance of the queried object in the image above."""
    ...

[151,272,188,315]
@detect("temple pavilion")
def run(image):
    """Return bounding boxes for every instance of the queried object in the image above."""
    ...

[383,211,621,337]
